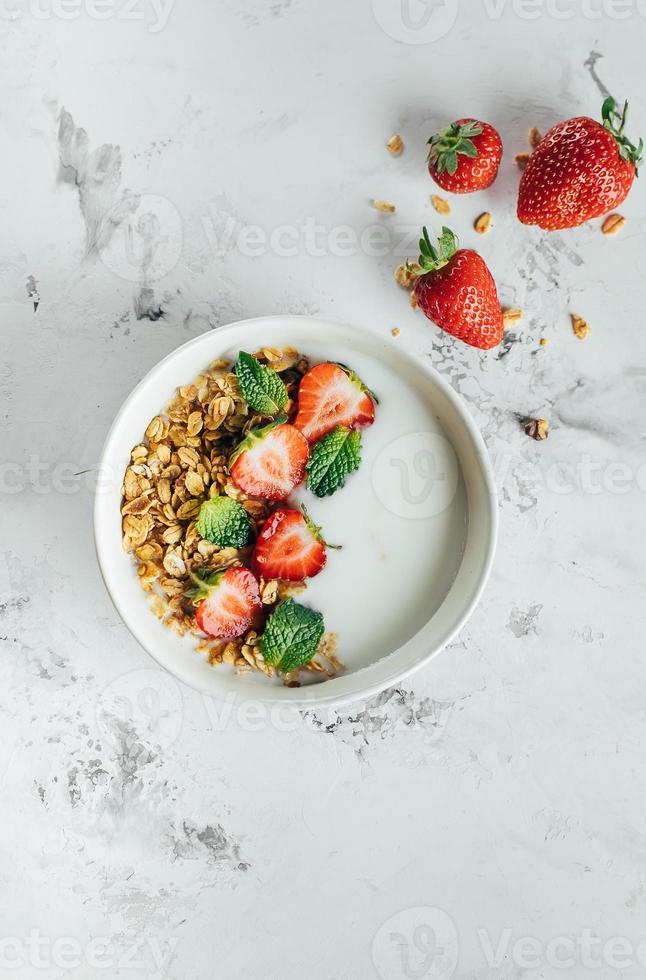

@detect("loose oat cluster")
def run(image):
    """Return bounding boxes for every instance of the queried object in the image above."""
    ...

[121,346,342,685]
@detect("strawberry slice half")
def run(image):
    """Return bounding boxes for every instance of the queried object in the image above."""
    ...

[188,567,263,639]
[294,362,376,444]
[229,417,309,501]
[252,506,338,581]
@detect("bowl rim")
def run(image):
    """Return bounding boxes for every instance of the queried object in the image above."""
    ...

[94,314,498,709]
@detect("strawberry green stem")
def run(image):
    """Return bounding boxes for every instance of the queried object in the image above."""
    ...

[333,362,379,405]
[601,96,643,171]
[229,414,288,467]
[427,120,483,176]
[407,226,459,278]
[185,567,223,604]
[300,504,341,550]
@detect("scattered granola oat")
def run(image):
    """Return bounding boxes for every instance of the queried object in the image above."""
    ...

[303,632,342,678]
[260,579,279,606]
[539,337,548,347]
[571,314,590,340]
[394,264,418,289]
[523,418,549,440]
[391,327,400,337]
[386,133,404,156]
[529,126,542,148]
[410,291,418,309]
[431,194,451,215]
[474,212,492,235]
[601,213,625,235]
[502,308,523,325]
[316,631,339,662]
[372,199,396,213]
[276,582,305,601]
[515,152,530,169]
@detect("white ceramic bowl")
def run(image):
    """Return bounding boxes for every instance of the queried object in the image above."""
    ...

[94,316,497,708]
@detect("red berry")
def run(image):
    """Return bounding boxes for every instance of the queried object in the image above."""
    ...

[294,362,375,444]
[252,508,329,581]
[428,118,503,194]
[230,420,309,501]
[518,98,642,230]
[194,567,263,639]
[411,227,503,350]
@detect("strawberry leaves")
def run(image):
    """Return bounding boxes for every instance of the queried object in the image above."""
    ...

[427,120,483,176]
[601,96,643,169]
[235,351,288,416]
[259,598,325,672]
[185,568,223,604]
[410,225,459,276]
[306,425,362,497]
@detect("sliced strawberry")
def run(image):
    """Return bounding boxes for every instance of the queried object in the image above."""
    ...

[229,418,309,501]
[193,567,262,639]
[252,507,334,581]
[294,362,376,444]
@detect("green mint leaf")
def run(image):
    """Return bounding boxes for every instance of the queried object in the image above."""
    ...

[234,351,288,416]
[196,496,252,548]
[259,598,325,672]
[306,425,362,497]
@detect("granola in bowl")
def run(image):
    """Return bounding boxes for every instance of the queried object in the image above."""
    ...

[120,346,377,685]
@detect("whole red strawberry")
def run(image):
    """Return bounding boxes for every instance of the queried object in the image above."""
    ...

[518,97,643,230]
[427,118,502,193]
[411,227,503,350]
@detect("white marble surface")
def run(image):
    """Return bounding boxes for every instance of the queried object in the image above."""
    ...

[2,2,646,978]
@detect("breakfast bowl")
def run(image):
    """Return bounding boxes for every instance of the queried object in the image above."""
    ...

[94,315,497,709]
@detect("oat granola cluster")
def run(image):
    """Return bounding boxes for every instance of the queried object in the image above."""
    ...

[121,346,341,684]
